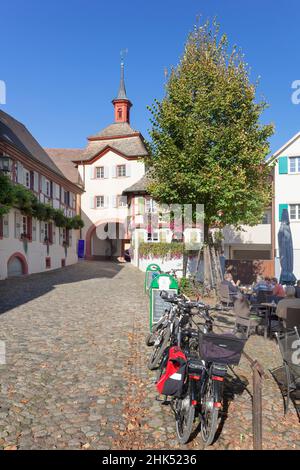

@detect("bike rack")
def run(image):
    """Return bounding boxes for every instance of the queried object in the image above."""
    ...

[213,313,267,450]
[242,351,266,450]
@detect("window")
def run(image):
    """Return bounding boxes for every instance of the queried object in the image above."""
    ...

[289,204,300,220]
[147,230,159,242]
[117,164,126,177]
[118,108,122,119]
[25,171,30,188]
[96,195,104,208]
[1,214,9,238]
[289,157,300,173]
[117,195,127,207]
[30,171,34,190]
[46,181,50,197]
[44,222,49,241]
[22,216,28,236]
[64,190,70,206]
[96,167,105,179]
[261,209,271,224]
[145,198,157,213]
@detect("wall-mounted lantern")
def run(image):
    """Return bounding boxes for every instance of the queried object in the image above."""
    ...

[0,154,13,173]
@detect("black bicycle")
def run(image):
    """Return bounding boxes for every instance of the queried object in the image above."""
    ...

[156,294,246,446]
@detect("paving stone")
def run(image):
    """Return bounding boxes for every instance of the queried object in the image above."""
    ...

[0,261,299,450]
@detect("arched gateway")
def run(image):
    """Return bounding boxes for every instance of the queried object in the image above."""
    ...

[7,252,28,277]
[85,219,129,260]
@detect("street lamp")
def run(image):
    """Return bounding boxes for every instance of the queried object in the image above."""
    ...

[0,154,13,173]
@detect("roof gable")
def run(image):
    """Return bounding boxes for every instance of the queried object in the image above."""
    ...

[73,133,148,163]
[0,110,65,178]
[88,122,139,140]
[268,131,300,164]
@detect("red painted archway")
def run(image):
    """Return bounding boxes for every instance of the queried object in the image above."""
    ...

[7,252,29,276]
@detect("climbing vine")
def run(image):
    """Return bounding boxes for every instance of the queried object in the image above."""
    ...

[0,173,84,229]
[139,242,185,260]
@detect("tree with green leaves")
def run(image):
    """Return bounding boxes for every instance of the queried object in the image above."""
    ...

[146,20,274,244]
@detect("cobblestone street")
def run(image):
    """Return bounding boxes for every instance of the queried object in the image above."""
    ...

[0,261,299,450]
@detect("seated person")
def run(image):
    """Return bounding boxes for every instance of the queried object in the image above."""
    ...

[253,275,271,294]
[295,280,300,299]
[221,273,239,300]
[272,277,285,299]
[276,286,300,320]
[234,294,251,318]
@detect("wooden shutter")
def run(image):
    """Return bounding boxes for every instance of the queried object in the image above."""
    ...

[126,163,131,177]
[89,166,94,179]
[278,156,288,174]
[111,165,116,178]
[40,221,45,242]
[90,196,95,209]
[138,197,145,215]
[41,176,46,194]
[17,162,24,184]
[69,229,72,247]
[111,195,117,208]
[3,214,9,238]
[15,212,21,238]
[34,172,39,192]
[48,222,53,244]
[32,218,37,241]
[52,224,56,245]
[59,227,64,245]
[27,216,32,241]
[279,203,288,221]
[104,166,109,178]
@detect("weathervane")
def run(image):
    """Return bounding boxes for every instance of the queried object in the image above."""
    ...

[120,48,128,65]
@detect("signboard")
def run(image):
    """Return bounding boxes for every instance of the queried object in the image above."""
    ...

[149,274,179,330]
[144,263,161,293]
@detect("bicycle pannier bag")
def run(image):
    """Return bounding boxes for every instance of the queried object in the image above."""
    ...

[156,346,187,397]
[199,332,246,365]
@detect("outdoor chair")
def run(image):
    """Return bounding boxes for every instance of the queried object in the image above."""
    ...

[232,315,259,338]
[284,308,300,330]
[252,290,273,306]
[274,327,300,414]
[218,283,234,307]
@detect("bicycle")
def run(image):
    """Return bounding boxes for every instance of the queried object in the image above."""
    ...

[147,292,192,370]
[155,293,246,446]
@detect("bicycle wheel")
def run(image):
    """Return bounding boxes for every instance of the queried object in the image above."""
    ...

[175,391,195,445]
[147,327,171,370]
[145,316,165,346]
[200,377,219,446]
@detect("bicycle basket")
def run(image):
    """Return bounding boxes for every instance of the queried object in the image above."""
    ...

[199,332,246,366]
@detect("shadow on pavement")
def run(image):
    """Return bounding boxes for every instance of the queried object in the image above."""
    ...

[0,260,124,316]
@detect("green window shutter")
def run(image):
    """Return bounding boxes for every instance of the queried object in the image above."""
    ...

[278,156,288,174]
[138,197,145,215]
[279,204,288,221]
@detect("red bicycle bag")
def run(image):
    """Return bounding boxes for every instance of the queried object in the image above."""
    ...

[156,346,187,397]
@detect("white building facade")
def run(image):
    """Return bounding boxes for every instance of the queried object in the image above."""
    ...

[72,62,148,259]
[270,131,300,280]
[0,110,82,279]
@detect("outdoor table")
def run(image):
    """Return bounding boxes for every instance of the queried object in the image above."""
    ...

[260,302,278,339]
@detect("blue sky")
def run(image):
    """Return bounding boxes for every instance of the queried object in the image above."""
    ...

[1,0,300,154]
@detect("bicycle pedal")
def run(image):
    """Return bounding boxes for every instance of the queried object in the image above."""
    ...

[161,399,171,406]
[155,396,171,405]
